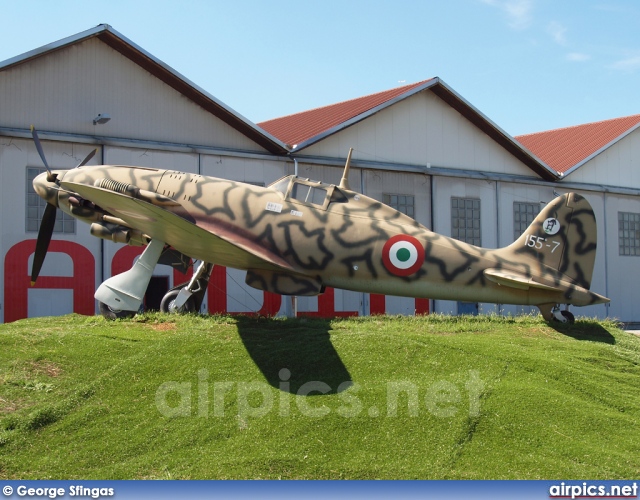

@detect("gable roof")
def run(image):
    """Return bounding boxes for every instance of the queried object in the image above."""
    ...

[259,80,432,147]
[516,114,640,176]
[0,24,288,155]
[259,78,559,181]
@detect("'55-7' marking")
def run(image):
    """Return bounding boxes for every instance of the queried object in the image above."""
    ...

[525,234,561,252]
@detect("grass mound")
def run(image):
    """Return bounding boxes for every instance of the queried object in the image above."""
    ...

[0,313,638,479]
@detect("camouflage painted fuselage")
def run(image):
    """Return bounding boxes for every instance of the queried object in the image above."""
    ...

[43,164,608,311]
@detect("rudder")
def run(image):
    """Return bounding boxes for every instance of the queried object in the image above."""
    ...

[508,193,598,290]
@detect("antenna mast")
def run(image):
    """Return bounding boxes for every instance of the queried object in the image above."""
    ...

[339,148,353,190]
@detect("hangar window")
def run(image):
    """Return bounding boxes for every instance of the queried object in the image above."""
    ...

[513,202,540,239]
[383,194,415,217]
[26,167,76,234]
[618,212,640,256]
[451,197,481,246]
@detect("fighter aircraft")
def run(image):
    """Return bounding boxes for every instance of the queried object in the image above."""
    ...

[29,128,609,323]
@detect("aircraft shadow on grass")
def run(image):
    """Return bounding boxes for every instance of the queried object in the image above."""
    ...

[549,321,615,344]
[233,315,617,392]
[235,316,352,394]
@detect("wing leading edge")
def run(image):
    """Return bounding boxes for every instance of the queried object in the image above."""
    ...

[61,181,295,273]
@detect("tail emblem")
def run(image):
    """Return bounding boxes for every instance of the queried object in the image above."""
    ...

[543,218,561,235]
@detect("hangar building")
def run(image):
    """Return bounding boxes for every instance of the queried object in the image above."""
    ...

[2,25,639,323]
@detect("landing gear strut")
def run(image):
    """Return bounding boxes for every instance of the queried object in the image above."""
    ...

[160,261,213,314]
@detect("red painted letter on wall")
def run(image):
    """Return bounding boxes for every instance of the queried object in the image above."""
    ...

[299,287,358,318]
[4,240,95,323]
[370,294,386,315]
[369,294,430,315]
[207,265,281,317]
[415,298,430,315]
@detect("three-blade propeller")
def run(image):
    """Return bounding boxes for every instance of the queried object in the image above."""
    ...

[31,203,57,285]
[30,125,55,183]
[30,126,97,284]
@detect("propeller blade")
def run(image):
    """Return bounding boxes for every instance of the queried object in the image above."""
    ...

[30,125,58,183]
[31,203,57,285]
[76,148,98,168]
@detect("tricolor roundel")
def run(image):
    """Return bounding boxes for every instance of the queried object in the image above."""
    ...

[382,235,425,277]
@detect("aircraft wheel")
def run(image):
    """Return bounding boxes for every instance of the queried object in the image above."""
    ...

[160,289,196,314]
[560,310,575,324]
[99,301,136,320]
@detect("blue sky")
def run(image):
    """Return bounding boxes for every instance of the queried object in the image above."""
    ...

[1,0,639,136]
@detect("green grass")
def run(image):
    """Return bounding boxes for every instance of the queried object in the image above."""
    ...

[0,313,639,479]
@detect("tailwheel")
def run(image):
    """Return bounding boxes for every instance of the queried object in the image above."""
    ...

[99,301,136,320]
[559,310,575,324]
[540,304,576,324]
[160,288,196,314]
[552,306,575,324]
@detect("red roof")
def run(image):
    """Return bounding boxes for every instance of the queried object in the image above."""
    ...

[516,114,640,174]
[258,79,559,181]
[259,80,433,147]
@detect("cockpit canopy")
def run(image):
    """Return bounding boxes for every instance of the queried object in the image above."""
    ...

[268,174,421,228]
[269,176,347,210]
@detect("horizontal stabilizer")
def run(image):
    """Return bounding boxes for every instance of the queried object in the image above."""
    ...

[484,268,562,292]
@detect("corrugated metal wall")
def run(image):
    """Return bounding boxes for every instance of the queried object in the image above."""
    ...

[0,38,263,152]
[563,131,640,188]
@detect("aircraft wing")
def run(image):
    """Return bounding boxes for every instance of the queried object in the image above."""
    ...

[483,268,562,292]
[61,181,295,273]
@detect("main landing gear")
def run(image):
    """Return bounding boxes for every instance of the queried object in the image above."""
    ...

[95,238,213,320]
[160,261,213,314]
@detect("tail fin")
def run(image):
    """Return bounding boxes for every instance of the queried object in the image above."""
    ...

[507,193,598,289]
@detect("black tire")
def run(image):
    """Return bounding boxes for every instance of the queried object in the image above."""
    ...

[560,310,575,324]
[160,289,196,314]
[99,301,136,320]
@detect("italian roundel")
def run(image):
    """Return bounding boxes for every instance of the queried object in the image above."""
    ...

[382,235,425,277]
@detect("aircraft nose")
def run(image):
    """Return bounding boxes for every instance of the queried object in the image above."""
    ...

[33,170,61,207]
